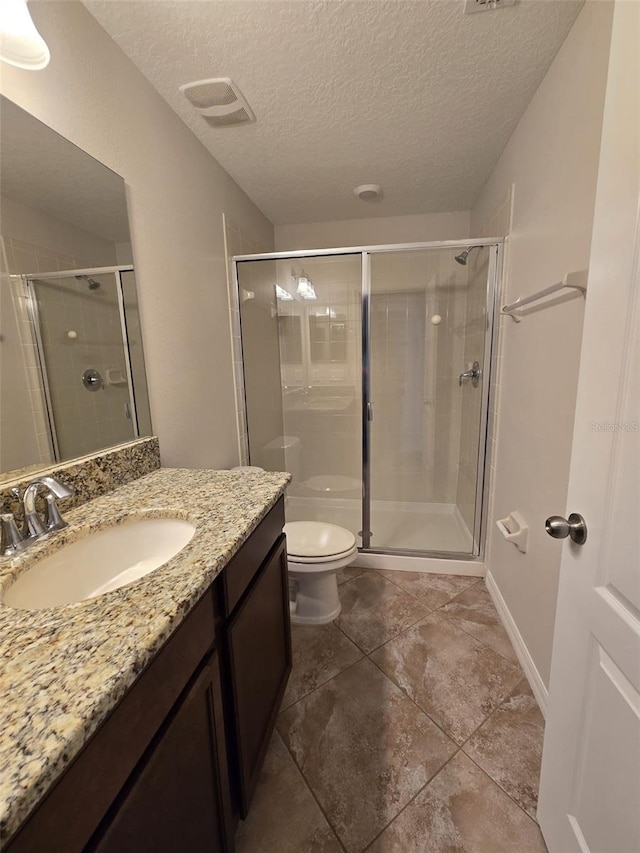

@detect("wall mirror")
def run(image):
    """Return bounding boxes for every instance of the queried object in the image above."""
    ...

[0,96,152,483]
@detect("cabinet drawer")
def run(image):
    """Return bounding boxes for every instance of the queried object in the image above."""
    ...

[220,497,285,616]
[224,535,291,816]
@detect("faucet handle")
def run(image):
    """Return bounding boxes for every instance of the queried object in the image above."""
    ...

[1,513,27,557]
[44,494,68,532]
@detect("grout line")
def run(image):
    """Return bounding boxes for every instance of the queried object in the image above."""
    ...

[366,618,525,752]
[438,677,545,824]
[278,653,365,715]
[432,585,524,667]
[277,726,348,853]
[276,574,541,848]
[366,651,458,748]
[461,750,545,830]
[360,748,464,852]
[443,616,523,666]
[376,569,483,608]
[333,617,372,656]
[334,573,434,656]
[279,648,458,853]
[360,606,433,655]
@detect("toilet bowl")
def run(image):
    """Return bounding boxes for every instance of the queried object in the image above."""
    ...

[285,521,357,625]
[232,466,358,625]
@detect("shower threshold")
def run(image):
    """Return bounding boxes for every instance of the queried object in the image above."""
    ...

[285,495,473,555]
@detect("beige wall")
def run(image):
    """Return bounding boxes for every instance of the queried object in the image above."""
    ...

[1,195,118,269]
[275,211,470,251]
[473,0,613,688]
[0,1,274,470]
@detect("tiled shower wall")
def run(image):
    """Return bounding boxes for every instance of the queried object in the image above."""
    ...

[369,251,467,506]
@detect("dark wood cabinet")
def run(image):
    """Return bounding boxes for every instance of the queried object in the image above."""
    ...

[90,652,231,853]
[5,497,289,853]
[223,535,291,816]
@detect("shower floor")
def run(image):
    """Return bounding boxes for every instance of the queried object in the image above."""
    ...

[285,496,474,554]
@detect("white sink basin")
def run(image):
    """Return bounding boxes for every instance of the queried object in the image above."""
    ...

[3,517,197,610]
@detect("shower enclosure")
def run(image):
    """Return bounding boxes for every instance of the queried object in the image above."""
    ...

[235,240,501,559]
[8,265,151,467]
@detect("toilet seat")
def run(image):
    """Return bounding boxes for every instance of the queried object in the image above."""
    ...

[288,547,357,565]
[284,521,356,559]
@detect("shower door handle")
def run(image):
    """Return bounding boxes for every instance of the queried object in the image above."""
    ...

[459,361,481,388]
[367,402,374,421]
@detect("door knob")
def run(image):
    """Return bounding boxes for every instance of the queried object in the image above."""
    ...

[545,513,587,545]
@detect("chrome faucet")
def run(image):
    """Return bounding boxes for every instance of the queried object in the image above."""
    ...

[1,475,74,556]
[22,476,74,539]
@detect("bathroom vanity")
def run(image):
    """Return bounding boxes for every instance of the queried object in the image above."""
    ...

[0,468,291,852]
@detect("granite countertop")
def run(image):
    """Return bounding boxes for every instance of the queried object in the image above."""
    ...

[0,467,290,844]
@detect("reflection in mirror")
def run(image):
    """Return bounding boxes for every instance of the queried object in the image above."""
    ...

[0,97,152,481]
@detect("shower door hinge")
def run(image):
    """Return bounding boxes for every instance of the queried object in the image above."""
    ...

[367,402,374,421]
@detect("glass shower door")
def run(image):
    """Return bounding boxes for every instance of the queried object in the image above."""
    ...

[29,272,138,460]
[237,253,363,540]
[365,245,493,555]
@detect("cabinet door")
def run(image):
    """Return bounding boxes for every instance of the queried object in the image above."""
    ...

[225,535,291,816]
[90,651,232,853]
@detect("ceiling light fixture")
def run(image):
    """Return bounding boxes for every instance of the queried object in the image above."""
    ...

[0,0,50,70]
[275,284,293,301]
[354,184,383,202]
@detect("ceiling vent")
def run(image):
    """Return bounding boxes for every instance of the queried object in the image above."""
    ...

[180,77,255,127]
[464,0,515,13]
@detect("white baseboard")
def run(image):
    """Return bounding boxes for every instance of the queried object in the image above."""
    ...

[485,570,549,717]
[353,552,485,577]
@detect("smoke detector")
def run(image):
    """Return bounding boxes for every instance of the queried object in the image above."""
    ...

[354,184,383,202]
[464,0,515,13]
[180,77,255,127]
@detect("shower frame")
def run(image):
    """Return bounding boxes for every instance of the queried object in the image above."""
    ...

[17,264,140,463]
[233,238,503,562]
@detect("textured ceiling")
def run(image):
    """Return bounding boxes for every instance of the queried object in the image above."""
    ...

[84,0,584,225]
[1,97,131,244]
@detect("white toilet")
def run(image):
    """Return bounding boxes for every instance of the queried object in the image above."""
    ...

[232,465,358,625]
[284,521,357,625]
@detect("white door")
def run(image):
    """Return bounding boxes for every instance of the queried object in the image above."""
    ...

[537,4,640,852]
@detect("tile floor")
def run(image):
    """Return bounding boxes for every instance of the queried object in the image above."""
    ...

[235,570,547,853]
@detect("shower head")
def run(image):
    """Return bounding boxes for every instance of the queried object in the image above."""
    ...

[454,245,483,266]
[75,275,101,290]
